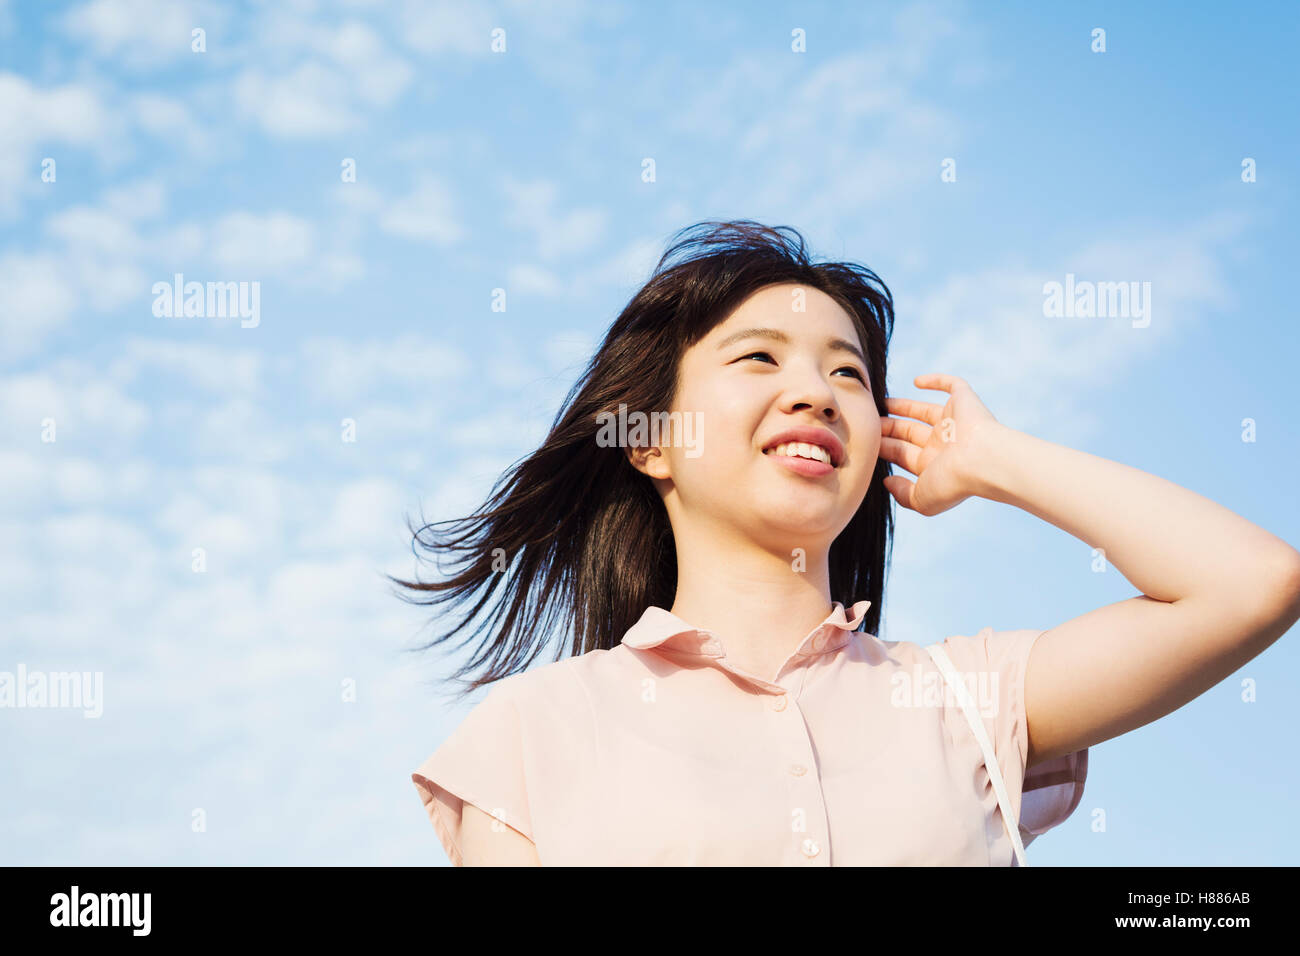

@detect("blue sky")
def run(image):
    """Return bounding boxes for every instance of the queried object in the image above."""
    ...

[1,0,1297,866]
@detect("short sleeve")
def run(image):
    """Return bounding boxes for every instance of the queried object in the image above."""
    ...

[935,626,1088,851]
[411,678,534,867]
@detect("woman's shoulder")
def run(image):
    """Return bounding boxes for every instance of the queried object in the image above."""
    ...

[865,626,1044,665]
[484,644,625,711]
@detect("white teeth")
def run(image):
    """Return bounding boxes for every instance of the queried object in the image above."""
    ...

[768,441,832,464]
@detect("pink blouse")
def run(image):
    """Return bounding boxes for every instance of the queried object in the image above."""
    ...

[411,600,1088,865]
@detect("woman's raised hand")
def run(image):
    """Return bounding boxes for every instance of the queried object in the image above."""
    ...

[879,374,1003,516]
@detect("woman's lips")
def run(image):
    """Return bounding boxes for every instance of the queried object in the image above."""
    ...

[763,449,835,477]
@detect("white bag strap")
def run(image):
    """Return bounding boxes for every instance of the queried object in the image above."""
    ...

[925,643,1028,867]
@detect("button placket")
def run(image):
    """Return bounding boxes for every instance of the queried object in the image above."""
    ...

[694,620,843,865]
[769,679,830,866]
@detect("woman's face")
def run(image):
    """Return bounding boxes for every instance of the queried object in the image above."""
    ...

[633,282,881,553]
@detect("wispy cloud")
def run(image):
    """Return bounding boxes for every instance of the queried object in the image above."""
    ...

[58,0,226,70]
[3,0,1293,868]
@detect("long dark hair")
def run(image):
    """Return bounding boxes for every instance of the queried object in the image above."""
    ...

[392,219,896,703]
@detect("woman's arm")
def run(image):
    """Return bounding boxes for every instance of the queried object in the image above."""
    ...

[975,420,1300,768]
[881,374,1300,769]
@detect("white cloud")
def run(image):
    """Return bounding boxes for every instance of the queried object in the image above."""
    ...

[500,177,607,259]
[507,263,564,298]
[297,335,468,400]
[0,451,154,517]
[66,255,149,310]
[298,477,411,555]
[888,213,1243,438]
[316,20,413,105]
[107,338,264,395]
[0,370,151,443]
[396,0,495,55]
[230,17,413,139]
[0,203,158,360]
[101,180,168,220]
[0,254,81,362]
[180,511,263,561]
[151,223,206,262]
[378,178,462,243]
[59,0,219,69]
[567,234,664,298]
[332,182,385,213]
[153,465,289,543]
[312,251,367,291]
[234,62,358,138]
[210,211,316,274]
[3,189,361,361]
[330,176,461,255]
[0,75,108,144]
[441,408,549,452]
[46,206,147,259]
[0,73,112,213]
[0,451,46,514]
[264,555,407,644]
[887,0,962,77]
[130,92,212,154]
[190,396,294,464]
[688,51,956,227]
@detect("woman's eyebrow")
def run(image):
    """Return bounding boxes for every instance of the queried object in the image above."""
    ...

[715,327,866,365]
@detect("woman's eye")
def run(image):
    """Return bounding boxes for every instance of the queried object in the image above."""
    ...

[738,352,867,385]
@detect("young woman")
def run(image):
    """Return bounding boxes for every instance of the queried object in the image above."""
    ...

[398,220,1300,866]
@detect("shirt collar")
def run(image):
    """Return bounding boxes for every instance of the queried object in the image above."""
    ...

[621,599,873,661]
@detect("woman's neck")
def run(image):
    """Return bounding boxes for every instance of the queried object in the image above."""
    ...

[667,529,837,681]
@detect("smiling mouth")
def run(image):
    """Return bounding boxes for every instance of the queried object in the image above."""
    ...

[762,442,836,467]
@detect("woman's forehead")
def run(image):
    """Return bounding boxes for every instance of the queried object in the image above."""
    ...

[699,297,864,355]
[716,284,857,329]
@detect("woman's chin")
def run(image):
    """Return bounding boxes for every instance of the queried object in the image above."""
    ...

[746,501,845,538]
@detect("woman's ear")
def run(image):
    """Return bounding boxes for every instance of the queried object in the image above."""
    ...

[625,444,672,480]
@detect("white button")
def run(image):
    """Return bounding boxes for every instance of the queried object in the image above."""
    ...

[789,764,806,776]
[801,838,820,858]
[771,693,787,711]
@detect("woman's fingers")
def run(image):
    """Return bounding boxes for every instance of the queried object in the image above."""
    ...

[880,415,931,446]
[879,435,923,476]
[882,474,916,511]
[884,396,942,425]
[913,373,967,393]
